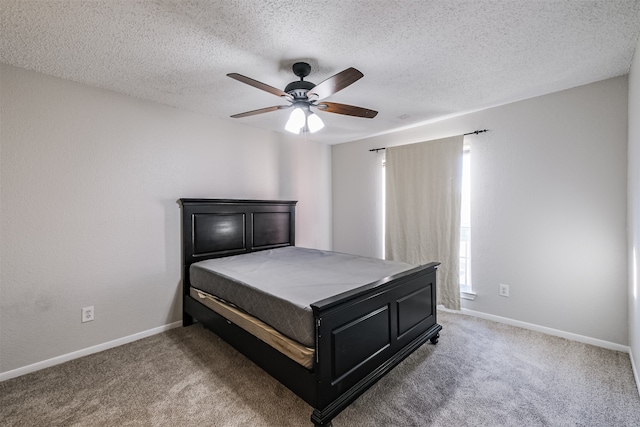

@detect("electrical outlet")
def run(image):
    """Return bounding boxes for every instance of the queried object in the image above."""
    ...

[499,284,510,297]
[82,306,94,323]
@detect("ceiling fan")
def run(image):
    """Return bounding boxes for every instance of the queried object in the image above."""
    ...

[227,62,378,134]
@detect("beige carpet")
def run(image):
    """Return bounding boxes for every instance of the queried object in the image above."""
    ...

[1,311,639,426]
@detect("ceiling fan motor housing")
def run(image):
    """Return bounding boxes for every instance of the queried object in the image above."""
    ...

[285,80,315,99]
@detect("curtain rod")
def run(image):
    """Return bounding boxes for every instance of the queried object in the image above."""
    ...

[368,129,489,152]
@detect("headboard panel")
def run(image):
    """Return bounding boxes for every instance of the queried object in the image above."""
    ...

[192,212,247,256]
[179,199,297,296]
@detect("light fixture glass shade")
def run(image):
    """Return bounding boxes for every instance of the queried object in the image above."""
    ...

[285,107,305,134]
[307,112,324,133]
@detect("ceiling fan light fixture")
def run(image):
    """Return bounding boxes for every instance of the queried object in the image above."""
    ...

[307,112,324,133]
[285,107,305,134]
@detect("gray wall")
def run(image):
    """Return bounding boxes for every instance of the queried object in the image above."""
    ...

[332,76,629,346]
[0,64,332,375]
[628,36,640,385]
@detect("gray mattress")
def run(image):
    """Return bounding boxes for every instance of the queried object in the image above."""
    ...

[189,246,415,347]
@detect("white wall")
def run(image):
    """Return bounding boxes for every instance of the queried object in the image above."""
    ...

[0,64,332,375]
[332,76,629,346]
[629,37,640,384]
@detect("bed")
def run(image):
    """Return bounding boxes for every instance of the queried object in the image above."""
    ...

[179,199,441,426]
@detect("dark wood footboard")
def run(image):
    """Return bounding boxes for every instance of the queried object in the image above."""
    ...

[179,199,441,426]
[310,262,440,425]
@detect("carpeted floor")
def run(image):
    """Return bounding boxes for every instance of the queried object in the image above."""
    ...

[1,311,639,426]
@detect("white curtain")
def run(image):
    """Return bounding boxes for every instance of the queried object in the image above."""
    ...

[385,135,464,310]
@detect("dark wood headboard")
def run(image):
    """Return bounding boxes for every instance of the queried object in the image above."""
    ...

[179,199,297,297]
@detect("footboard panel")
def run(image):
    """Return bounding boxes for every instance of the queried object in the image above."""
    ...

[311,262,440,422]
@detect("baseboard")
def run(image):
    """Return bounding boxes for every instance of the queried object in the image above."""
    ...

[631,348,640,397]
[0,321,182,382]
[452,308,630,353]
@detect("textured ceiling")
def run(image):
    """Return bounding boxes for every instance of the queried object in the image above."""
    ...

[1,1,640,144]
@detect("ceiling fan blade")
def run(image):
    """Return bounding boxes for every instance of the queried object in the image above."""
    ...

[231,105,291,118]
[316,102,378,118]
[227,73,293,102]
[307,67,364,101]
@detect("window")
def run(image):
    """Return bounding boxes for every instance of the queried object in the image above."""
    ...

[459,145,472,294]
[382,156,386,257]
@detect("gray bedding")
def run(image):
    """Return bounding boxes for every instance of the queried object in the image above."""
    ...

[189,246,415,347]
